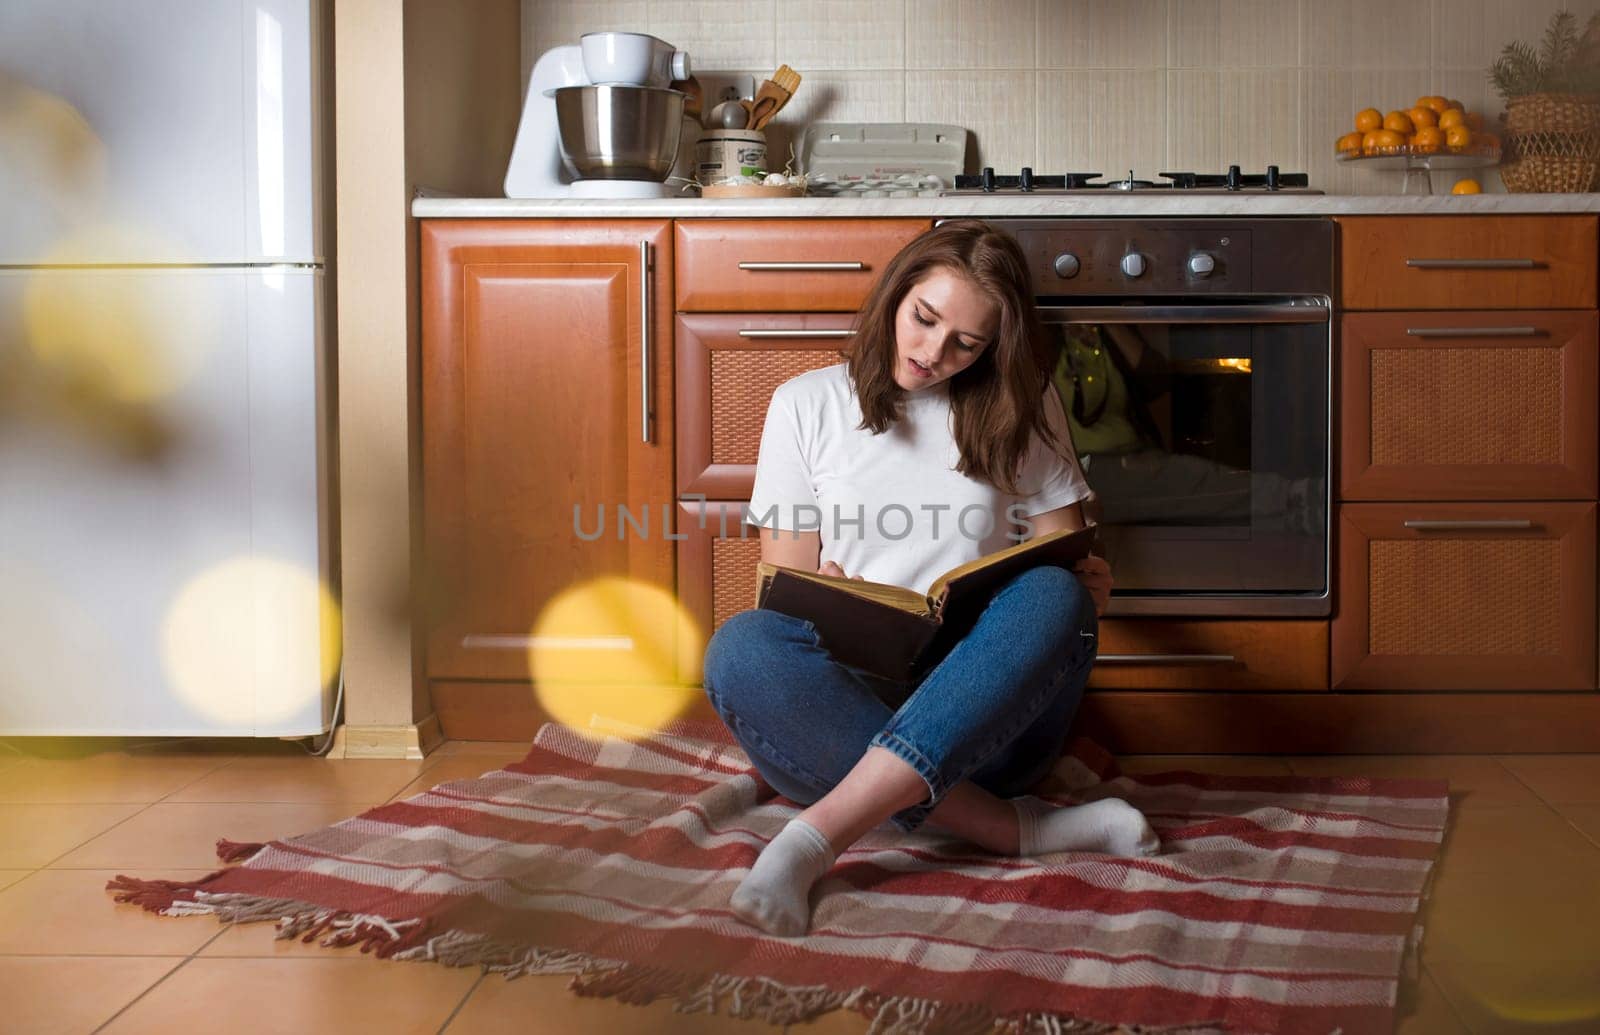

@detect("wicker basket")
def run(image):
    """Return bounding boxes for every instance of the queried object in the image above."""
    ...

[1498,94,1600,192]
[1500,129,1600,192]
[1503,92,1600,134]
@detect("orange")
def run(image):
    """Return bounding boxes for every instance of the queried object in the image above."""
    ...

[1466,110,1485,131]
[1361,129,1382,153]
[1408,106,1438,129]
[1371,128,1406,152]
[1421,95,1449,113]
[1336,130,1364,154]
[1438,108,1466,130]
[1383,110,1415,134]
[1451,178,1482,194]
[1411,126,1444,153]
[1355,107,1384,133]
[1477,130,1501,150]
[1445,125,1474,150]
[1446,99,1466,114]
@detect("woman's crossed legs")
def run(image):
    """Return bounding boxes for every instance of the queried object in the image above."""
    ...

[702,566,1159,936]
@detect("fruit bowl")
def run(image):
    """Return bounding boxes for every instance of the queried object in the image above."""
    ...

[1335,146,1501,194]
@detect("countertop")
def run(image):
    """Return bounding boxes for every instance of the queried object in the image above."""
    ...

[412,193,1600,219]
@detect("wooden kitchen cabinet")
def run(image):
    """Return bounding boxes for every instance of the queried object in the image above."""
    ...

[1340,310,1599,500]
[420,220,678,686]
[1337,215,1598,310]
[675,218,929,311]
[676,313,855,499]
[1090,620,1328,691]
[1331,502,1596,690]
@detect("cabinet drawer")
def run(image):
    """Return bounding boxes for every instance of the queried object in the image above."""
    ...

[1337,216,1597,310]
[1332,502,1596,690]
[677,314,853,498]
[1088,620,1328,691]
[675,218,930,311]
[1340,311,1599,500]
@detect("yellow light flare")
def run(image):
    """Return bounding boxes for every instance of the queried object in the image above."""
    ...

[0,74,108,227]
[22,225,220,404]
[161,556,341,726]
[1443,958,1600,1025]
[527,577,704,740]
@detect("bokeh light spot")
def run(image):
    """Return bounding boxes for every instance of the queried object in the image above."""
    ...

[22,225,218,404]
[528,577,704,740]
[161,556,340,726]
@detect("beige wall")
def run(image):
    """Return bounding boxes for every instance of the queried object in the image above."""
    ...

[526,0,1597,194]
[335,0,520,731]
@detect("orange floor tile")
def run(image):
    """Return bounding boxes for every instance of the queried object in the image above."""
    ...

[0,735,1596,1034]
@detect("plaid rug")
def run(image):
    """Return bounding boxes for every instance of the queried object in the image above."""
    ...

[109,716,1450,1035]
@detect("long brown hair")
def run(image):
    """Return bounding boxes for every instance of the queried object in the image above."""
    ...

[845,219,1063,494]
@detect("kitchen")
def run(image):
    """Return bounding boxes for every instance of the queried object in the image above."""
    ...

[4,1,1600,1032]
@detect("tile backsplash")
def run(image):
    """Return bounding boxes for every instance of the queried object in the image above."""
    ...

[523,0,1599,194]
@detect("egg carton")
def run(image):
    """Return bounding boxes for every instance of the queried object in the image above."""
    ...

[797,122,968,198]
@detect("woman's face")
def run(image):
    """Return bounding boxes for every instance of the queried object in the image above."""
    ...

[892,267,1000,392]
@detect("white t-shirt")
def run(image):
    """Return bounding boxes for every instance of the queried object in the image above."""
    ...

[747,363,1092,596]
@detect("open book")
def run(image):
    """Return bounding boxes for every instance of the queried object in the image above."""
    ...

[754,524,1099,684]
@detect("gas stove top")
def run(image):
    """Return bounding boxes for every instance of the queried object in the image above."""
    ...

[941,165,1321,196]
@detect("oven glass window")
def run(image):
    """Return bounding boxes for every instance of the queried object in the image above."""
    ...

[1045,316,1328,605]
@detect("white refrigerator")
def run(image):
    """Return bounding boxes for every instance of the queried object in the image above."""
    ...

[0,0,336,736]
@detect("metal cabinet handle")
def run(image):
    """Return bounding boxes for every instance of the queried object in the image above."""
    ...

[1405,326,1540,338]
[1404,258,1540,269]
[1402,519,1536,530]
[737,328,857,339]
[737,261,866,271]
[641,239,652,445]
[1095,653,1238,665]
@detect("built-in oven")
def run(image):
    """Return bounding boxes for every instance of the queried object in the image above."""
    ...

[984,218,1334,616]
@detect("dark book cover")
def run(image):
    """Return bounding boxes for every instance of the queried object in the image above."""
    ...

[755,524,1099,683]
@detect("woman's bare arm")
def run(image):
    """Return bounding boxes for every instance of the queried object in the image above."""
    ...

[1027,502,1087,537]
[760,529,822,571]
[1025,503,1110,615]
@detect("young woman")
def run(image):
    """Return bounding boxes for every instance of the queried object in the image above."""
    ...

[701,220,1159,938]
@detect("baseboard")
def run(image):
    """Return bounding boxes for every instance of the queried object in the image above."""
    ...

[325,713,445,759]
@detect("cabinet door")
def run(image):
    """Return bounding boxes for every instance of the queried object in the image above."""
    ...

[421,220,675,682]
[676,313,855,499]
[676,501,764,685]
[1337,216,1598,310]
[1340,311,1599,500]
[1332,502,1596,690]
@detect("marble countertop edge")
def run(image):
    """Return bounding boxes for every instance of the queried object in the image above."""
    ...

[412,194,1600,219]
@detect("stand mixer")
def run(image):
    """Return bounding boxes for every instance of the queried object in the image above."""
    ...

[505,32,691,198]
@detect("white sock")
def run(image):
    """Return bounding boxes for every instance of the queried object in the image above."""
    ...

[1012,795,1161,858]
[730,818,836,937]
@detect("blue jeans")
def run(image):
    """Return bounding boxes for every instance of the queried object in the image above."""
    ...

[701,566,1098,832]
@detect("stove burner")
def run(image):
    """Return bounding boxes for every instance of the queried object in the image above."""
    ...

[1106,171,1156,191]
[949,164,1315,194]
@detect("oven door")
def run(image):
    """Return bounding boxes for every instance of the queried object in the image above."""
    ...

[1039,300,1331,616]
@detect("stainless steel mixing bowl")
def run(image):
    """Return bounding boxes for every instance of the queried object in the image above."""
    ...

[553,84,685,181]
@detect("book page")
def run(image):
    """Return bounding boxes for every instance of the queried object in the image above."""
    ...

[926,524,1098,604]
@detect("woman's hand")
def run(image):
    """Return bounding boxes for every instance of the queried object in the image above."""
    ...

[1071,555,1113,616]
[819,561,865,581]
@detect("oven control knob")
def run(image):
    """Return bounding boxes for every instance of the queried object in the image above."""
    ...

[1188,252,1216,277]
[1120,252,1146,278]
[1053,252,1081,279]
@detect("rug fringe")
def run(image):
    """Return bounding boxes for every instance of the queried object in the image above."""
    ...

[101,888,1224,1035]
